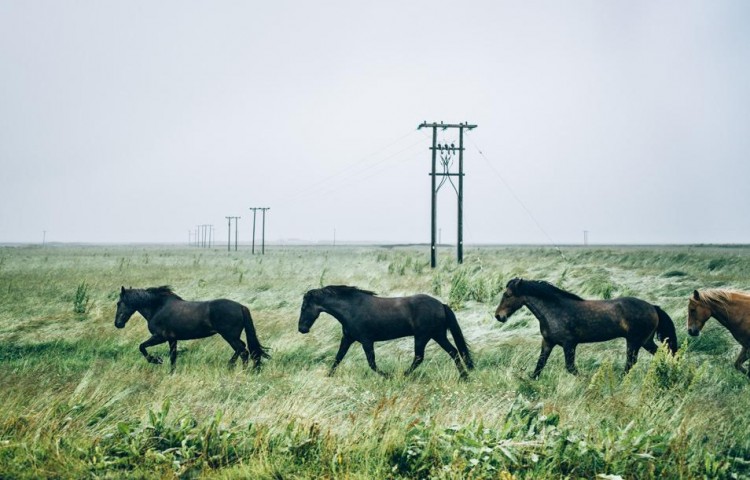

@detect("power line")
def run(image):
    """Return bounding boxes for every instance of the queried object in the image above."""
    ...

[276,129,427,205]
[465,132,567,260]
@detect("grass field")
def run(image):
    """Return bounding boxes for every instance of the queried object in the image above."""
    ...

[0,244,749,479]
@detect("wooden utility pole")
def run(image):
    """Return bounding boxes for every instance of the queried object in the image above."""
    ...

[226,216,240,251]
[418,121,477,268]
[249,207,270,254]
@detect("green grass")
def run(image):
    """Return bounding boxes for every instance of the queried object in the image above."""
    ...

[0,245,749,478]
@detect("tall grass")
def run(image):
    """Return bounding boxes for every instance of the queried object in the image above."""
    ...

[0,245,748,478]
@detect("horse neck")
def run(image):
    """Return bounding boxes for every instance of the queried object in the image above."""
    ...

[133,294,170,321]
[318,295,358,325]
[521,294,560,326]
[709,294,750,330]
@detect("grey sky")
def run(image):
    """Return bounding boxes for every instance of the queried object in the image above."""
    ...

[1,1,749,245]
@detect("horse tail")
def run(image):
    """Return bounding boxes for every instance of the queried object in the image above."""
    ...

[654,305,679,354]
[444,304,474,370]
[242,305,270,366]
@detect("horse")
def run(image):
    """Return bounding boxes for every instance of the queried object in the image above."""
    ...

[688,289,750,376]
[114,286,269,372]
[494,278,678,378]
[297,285,474,378]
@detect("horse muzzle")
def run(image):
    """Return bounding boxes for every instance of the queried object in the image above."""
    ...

[687,328,700,337]
[298,326,310,334]
[495,314,507,323]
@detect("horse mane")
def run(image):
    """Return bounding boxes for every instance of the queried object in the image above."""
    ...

[146,285,183,300]
[308,285,377,299]
[126,285,183,306]
[512,279,584,302]
[694,289,749,310]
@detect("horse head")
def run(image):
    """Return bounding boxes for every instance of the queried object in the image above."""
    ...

[298,290,323,334]
[495,278,526,323]
[114,286,138,329]
[687,290,712,336]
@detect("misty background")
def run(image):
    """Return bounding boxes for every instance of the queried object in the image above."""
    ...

[1,1,749,245]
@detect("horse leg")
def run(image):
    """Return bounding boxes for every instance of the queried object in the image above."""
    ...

[642,338,659,355]
[221,335,249,369]
[139,335,167,365]
[169,340,177,373]
[624,340,640,373]
[361,341,389,378]
[532,339,554,379]
[734,346,749,375]
[404,335,429,376]
[432,333,468,380]
[563,344,578,375]
[328,335,354,376]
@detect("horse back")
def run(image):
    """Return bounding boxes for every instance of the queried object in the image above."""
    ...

[358,294,445,341]
[150,298,243,340]
[559,297,657,343]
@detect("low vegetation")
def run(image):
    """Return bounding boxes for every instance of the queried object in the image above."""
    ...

[0,245,749,478]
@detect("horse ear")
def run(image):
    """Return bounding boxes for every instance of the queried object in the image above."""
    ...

[693,290,700,300]
[121,286,125,294]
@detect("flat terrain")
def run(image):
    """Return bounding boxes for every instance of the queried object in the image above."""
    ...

[0,245,748,479]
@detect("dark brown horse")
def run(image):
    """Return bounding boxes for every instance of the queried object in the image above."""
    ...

[688,289,750,376]
[115,286,269,372]
[298,285,473,378]
[494,278,678,377]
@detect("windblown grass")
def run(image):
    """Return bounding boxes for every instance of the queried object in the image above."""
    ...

[0,244,748,478]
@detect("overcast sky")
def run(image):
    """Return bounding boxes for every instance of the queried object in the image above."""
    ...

[1,1,749,245]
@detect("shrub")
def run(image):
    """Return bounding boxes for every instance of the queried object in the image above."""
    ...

[73,282,90,315]
[641,343,698,393]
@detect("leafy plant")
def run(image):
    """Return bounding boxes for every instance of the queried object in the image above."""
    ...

[73,281,90,315]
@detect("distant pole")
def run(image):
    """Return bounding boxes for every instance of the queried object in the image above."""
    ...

[226,217,232,251]
[418,121,477,267]
[261,208,269,254]
[249,207,270,254]
[333,227,336,247]
[42,230,46,247]
[235,218,239,251]
[584,230,589,246]
[249,208,258,254]
[226,216,240,251]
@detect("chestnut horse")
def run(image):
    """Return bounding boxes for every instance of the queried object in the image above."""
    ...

[494,278,678,378]
[688,289,750,376]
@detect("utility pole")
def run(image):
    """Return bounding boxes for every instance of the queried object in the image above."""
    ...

[418,121,477,268]
[198,224,212,248]
[42,230,46,247]
[584,230,589,246]
[249,207,270,254]
[226,216,240,251]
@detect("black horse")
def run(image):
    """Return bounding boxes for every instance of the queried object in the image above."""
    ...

[115,286,269,371]
[298,285,474,378]
[494,278,677,377]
